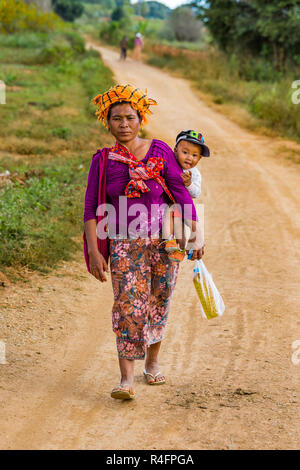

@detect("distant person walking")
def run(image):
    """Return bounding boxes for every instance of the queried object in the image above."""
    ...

[120,35,128,61]
[133,32,143,61]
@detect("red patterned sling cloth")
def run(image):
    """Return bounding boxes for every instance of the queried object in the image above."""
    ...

[108,141,176,204]
[84,142,181,272]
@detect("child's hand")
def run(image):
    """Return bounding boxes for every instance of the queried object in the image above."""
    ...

[181,171,192,187]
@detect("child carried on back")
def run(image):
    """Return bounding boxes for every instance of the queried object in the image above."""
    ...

[163,129,210,262]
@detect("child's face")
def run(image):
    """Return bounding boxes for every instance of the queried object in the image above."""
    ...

[174,140,202,170]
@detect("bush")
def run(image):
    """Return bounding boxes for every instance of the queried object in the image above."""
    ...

[52,0,84,23]
[0,31,48,48]
[0,0,62,34]
[64,31,85,53]
[99,17,137,48]
[51,127,72,139]
[237,56,280,82]
[37,42,74,64]
[99,20,125,46]
[167,7,203,42]
[28,31,87,65]
[111,6,125,21]
[249,82,300,137]
[0,173,79,269]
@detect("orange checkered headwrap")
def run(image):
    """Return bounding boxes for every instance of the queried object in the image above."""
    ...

[92,84,157,128]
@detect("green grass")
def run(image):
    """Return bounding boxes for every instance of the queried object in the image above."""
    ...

[0,158,86,271]
[0,29,114,275]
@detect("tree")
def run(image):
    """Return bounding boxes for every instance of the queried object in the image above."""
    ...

[78,0,116,17]
[140,2,150,18]
[168,6,203,42]
[194,0,251,51]
[194,0,300,69]
[133,1,170,19]
[111,5,124,20]
[253,0,300,70]
[52,0,84,22]
[79,0,115,5]
[111,0,132,20]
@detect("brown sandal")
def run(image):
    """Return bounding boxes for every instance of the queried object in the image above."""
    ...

[143,369,166,385]
[111,384,135,400]
[168,249,185,262]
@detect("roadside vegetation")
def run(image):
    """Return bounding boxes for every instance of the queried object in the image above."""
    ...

[145,42,300,141]
[145,1,300,141]
[0,2,114,276]
[76,0,300,142]
[0,0,299,277]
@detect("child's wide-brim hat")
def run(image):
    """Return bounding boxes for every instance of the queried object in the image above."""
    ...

[176,130,210,157]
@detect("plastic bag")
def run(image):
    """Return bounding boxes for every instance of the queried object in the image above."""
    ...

[193,260,225,319]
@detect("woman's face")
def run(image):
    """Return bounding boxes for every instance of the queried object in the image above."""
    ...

[108,103,141,143]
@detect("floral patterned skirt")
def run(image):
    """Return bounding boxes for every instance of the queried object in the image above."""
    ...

[109,238,179,360]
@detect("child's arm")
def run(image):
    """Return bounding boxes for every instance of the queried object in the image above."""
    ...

[184,218,205,259]
[182,168,201,199]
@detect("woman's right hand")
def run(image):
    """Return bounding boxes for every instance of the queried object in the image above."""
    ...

[186,243,205,260]
[88,249,109,282]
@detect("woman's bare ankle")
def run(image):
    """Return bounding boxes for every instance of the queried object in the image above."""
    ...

[144,360,159,373]
[120,375,134,387]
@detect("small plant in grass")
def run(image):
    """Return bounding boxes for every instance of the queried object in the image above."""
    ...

[51,127,72,140]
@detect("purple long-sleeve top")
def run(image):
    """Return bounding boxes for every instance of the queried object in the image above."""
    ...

[84,139,197,238]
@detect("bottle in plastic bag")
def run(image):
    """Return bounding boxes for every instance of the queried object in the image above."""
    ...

[193,260,225,319]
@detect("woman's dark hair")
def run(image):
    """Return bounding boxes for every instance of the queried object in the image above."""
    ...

[107,101,141,121]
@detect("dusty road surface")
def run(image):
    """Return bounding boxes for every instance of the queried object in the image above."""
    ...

[1,41,300,450]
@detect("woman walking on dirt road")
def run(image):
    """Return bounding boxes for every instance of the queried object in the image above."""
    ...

[133,33,143,61]
[83,84,204,400]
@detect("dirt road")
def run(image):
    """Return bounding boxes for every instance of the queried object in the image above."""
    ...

[0,41,300,450]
